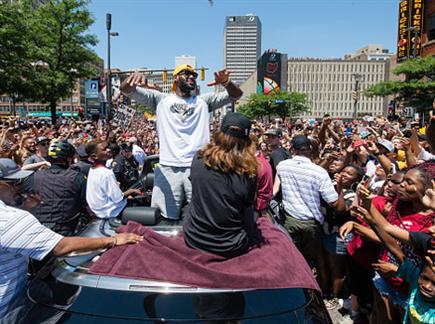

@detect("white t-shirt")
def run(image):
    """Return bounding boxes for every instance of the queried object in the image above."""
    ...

[86,166,126,218]
[129,89,231,167]
[0,201,63,318]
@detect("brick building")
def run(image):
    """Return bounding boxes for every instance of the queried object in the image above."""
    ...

[422,0,435,57]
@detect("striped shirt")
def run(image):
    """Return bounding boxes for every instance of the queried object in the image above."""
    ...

[0,201,63,318]
[277,155,338,223]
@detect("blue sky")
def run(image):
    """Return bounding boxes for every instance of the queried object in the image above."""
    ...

[87,0,399,85]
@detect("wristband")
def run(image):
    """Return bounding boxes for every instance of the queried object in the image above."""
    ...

[222,79,230,87]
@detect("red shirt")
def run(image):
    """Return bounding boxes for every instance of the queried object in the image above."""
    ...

[255,153,273,212]
[378,199,434,293]
[347,196,389,270]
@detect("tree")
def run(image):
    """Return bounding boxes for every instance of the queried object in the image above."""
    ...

[237,91,311,120]
[0,1,38,108]
[365,56,435,113]
[135,103,154,115]
[270,91,311,120]
[237,93,270,119]
[29,0,98,124]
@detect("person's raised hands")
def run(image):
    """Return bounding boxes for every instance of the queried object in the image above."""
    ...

[422,180,435,210]
[121,72,147,94]
[350,205,373,223]
[207,69,231,87]
[339,221,355,241]
[366,140,380,156]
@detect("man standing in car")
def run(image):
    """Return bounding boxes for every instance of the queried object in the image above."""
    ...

[121,64,243,223]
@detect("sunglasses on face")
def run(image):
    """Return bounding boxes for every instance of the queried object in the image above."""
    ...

[178,70,198,79]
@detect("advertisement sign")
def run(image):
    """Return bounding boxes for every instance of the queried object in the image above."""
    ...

[257,51,282,95]
[396,0,424,62]
[397,0,410,62]
[85,80,99,99]
[409,0,424,58]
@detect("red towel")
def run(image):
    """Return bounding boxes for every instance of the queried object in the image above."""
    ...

[90,217,320,291]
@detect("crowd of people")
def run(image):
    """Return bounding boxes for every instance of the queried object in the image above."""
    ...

[0,63,434,323]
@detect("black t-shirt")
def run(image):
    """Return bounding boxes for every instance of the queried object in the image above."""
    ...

[269,147,290,179]
[183,154,259,258]
[112,155,139,191]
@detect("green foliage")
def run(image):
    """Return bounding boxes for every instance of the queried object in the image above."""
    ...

[0,0,98,124]
[135,104,154,115]
[237,91,311,120]
[366,56,435,112]
[0,1,36,100]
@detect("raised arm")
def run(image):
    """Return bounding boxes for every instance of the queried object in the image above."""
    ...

[207,69,243,100]
[352,205,405,262]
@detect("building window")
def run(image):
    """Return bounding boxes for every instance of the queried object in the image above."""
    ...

[429,14,435,41]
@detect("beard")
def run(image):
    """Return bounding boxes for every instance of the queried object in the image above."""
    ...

[177,78,196,93]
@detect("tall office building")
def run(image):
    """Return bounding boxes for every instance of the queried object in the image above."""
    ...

[175,55,197,69]
[287,58,389,118]
[224,14,261,85]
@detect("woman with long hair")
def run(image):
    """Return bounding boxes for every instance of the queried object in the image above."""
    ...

[183,112,260,259]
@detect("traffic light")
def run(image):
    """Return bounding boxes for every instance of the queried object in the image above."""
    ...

[200,67,205,81]
[352,90,359,102]
[162,69,168,82]
[119,94,124,104]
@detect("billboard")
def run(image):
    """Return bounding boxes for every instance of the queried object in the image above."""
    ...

[397,0,424,62]
[409,0,424,58]
[257,51,282,95]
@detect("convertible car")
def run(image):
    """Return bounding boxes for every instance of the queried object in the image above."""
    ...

[21,155,332,323]
[23,219,332,323]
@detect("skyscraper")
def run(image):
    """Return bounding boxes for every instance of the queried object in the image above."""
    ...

[224,14,261,85]
[175,55,197,69]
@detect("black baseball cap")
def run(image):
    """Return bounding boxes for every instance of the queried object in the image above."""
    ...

[76,144,88,158]
[291,135,312,150]
[220,112,251,139]
[0,158,34,180]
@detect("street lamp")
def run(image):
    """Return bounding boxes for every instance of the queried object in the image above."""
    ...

[352,73,363,119]
[106,13,119,120]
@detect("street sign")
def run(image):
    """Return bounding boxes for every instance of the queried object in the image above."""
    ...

[275,99,285,104]
[85,80,99,99]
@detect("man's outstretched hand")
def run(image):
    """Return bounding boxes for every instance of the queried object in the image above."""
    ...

[207,69,231,87]
[121,72,146,94]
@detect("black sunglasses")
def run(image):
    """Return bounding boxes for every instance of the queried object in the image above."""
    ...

[179,70,198,78]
